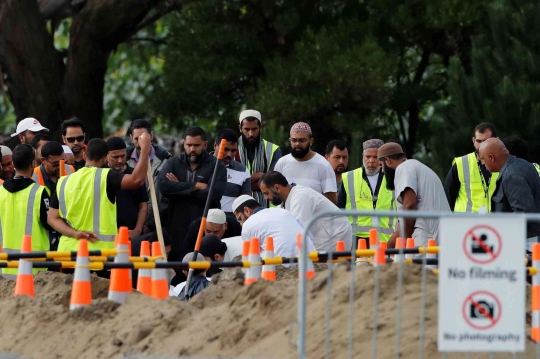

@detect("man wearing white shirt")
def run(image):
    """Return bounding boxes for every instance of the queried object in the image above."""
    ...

[232,195,316,258]
[274,122,337,204]
[259,171,352,252]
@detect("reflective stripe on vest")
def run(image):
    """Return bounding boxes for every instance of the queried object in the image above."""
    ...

[453,153,498,213]
[246,140,278,173]
[0,183,49,278]
[342,168,395,241]
[57,167,116,249]
[534,163,540,176]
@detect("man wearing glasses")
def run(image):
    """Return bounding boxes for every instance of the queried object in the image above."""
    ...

[0,146,14,181]
[274,122,337,204]
[32,142,73,194]
[444,123,499,213]
[61,117,86,171]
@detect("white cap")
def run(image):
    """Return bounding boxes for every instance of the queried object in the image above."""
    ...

[239,110,261,124]
[182,252,206,263]
[11,118,49,137]
[62,145,73,155]
[207,209,226,224]
[0,146,12,157]
[232,195,256,213]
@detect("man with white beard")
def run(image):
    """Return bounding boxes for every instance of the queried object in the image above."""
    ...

[338,139,396,245]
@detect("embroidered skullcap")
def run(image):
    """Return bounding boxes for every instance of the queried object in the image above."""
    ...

[290,122,312,134]
[363,139,384,151]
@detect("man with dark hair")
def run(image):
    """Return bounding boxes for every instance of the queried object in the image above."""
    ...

[107,137,149,240]
[232,195,315,257]
[126,119,170,234]
[259,171,351,251]
[275,122,337,204]
[0,146,14,181]
[158,126,226,282]
[338,139,396,244]
[32,141,74,193]
[378,143,450,248]
[214,128,250,215]
[11,117,49,144]
[324,140,349,190]
[444,122,498,213]
[236,110,282,208]
[30,133,53,163]
[0,144,52,280]
[502,136,540,176]
[48,136,152,261]
[61,117,86,171]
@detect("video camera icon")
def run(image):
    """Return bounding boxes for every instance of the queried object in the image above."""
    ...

[471,234,493,254]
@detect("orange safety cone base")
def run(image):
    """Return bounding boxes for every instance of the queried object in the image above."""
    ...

[14,273,34,297]
[71,281,92,305]
[151,278,169,299]
[532,327,540,342]
[137,276,152,296]
[109,269,132,292]
[262,271,277,281]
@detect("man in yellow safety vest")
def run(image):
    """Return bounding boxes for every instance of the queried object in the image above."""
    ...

[444,123,499,213]
[235,109,281,208]
[338,139,395,243]
[0,144,52,280]
[47,135,151,258]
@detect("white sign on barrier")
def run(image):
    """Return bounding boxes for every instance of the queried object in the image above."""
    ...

[438,217,525,352]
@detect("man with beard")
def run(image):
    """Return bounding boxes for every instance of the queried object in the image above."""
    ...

[444,123,498,213]
[11,117,49,144]
[378,143,450,248]
[61,117,86,171]
[338,139,396,244]
[232,195,316,258]
[107,137,148,240]
[324,140,349,191]
[259,171,351,251]
[158,126,226,283]
[127,119,171,233]
[0,146,14,181]
[236,110,282,208]
[213,129,250,215]
[274,122,337,204]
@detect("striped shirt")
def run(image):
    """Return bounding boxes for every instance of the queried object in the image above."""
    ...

[222,159,251,215]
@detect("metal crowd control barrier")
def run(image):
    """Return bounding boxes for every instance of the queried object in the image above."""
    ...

[297,210,540,359]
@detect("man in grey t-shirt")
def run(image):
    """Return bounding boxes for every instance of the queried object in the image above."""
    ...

[378,143,451,247]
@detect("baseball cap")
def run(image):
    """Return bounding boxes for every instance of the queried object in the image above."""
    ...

[207,209,226,224]
[232,195,256,213]
[0,146,12,157]
[199,234,228,258]
[11,118,49,137]
[62,145,73,155]
[377,142,405,159]
[182,252,206,263]
[239,110,261,124]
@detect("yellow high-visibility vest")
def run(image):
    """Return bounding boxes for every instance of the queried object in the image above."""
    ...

[342,168,395,242]
[453,152,498,212]
[56,167,117,252]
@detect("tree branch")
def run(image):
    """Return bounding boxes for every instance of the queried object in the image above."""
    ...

[129,37,166,45]
[132,3,181,35]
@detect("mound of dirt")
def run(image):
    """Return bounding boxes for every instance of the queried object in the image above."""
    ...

[0,265,536,359]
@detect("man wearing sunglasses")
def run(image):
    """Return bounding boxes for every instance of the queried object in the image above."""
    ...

[61,117,86,171]
[32,141,74,194]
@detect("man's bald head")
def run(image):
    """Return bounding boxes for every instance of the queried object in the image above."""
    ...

[478,138,509,172]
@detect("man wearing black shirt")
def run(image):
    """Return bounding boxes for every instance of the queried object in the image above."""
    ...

[107,137,148,239]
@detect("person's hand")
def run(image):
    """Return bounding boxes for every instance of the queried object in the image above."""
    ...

[138,133,152,153]
[129,229,141,239]
[142,225,151,234]
[166,173,179,182]
[194,182,208,190]
[74,230,98,243]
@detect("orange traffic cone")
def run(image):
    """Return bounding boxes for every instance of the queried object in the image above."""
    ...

[394,237,406,263]
[70,239,92,310]
[136,241,152,296]
[531,243,540,342]
[358,238,367,250]
[356,238,369,266]
[241,240,250,274]
[245,238,262,285]
[405,238,415,260]
[151,241,168,299]
[14,235,34,297]
[373,246,386,266]
[426,239,437,269]
[336,240,345,251]
[297,234,315,280]
[262,237,276,281]
[108,227,131,304]
[369,228,379,253]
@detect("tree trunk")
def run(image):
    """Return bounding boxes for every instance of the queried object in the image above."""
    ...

[0,0,65,135]
[63,0,156,140]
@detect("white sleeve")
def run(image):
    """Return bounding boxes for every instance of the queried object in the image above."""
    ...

[274,158,284,173]
[394,162,418,199]
[321,162,338,193]
[244,168,251,181]
[288,193,312,224]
